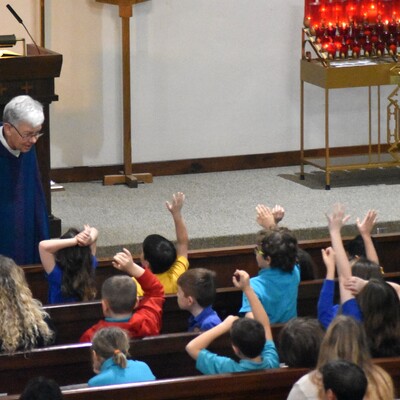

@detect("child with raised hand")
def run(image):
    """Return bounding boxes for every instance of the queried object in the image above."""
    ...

[324,204,362,325]
[346,209,379,265]
[88,327,155,387]
[136,192,189,296]
[240,216,300,323]
[177,268,221,332]
[79,248,164,343]
[325,205,400,357]
[185,269,279,375]
[39,225,98,304]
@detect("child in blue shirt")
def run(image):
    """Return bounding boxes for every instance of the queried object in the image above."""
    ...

[185,269,279,374]
[88,327,155,387]
[177,268,221,331]
[39,225,98,304]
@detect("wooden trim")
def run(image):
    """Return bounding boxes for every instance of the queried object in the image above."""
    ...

[50,144,390,183]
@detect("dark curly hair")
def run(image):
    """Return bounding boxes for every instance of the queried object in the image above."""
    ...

[260,227,298,272]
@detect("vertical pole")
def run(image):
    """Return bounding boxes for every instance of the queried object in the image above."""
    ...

[40,0,45,47]
[325,88,330,189]
[300,79,305,179]
[119,5,133,176]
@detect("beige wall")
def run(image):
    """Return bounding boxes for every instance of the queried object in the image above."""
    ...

[0,0,393,168]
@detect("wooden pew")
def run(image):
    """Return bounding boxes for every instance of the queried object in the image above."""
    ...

[2,356,400,400]
[45,286,243,344]
[0,328,281,395]
[45,279,327,344]
[22,233,400,305]
[1,367,310,400]
[44,271,400,345]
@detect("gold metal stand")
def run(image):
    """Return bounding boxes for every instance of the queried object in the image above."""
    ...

[300,59,400,189]
[96,0,153,188]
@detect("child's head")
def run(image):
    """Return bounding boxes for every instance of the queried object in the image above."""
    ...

[230,318,265,359]
[91,327,130,371]
[142,234,177,274]
[357,278,400,357]
[320,360,368,400]
[101,276,137,315]
[19,376,63,400]
[55,227,96,301]
[177,268,216,311]
[278,317,324,368]
[317,315,371,369]
[257,227,298,272]
[351,258,383,280]
[345,235,378,264]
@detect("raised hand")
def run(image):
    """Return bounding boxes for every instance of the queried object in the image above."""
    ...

[166,192,185,215]
[326,203,350,233]
[271,205,285,224]
[321,246,336,280]
[356,210,377,237]
[256,204,275,229]
[232,269,250,290]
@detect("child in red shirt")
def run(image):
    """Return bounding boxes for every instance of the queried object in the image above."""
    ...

[80,248,164,343]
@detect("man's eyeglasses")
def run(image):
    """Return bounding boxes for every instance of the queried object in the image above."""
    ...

[254,245,264,256]
[7,122,44,140]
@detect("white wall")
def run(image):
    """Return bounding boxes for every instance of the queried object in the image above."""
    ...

[0,0,393,168]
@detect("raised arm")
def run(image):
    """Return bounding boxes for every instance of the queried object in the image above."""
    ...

[112,248,145,279]
[326,204,353,304]
[166,192,188,258]
[318,247,337,328]
[185,315,238,360]
[76,225,99,256]
[39,235,78,273]
[233,269,273,341]
[356,210,379,264]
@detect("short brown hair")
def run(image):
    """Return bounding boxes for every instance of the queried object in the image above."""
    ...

[101,276,137,314]
[177,268,216,307]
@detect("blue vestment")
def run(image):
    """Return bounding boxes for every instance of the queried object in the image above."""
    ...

[0,138,49,265]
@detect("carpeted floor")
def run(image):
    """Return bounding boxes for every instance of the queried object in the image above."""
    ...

[52,165,400,257]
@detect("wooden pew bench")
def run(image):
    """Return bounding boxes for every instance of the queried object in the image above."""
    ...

[22,233,400,305]
[45,278,329,344]
[2,355,400,400]
[44,271,400,345]
[0,329,278,394]
[1,367,309,400]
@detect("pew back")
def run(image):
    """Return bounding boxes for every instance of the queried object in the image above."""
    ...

[22,233,400,305]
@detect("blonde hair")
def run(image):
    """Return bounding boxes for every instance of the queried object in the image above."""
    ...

[312,315,394,400]
[0,256,54,353]
[92,327,130,369]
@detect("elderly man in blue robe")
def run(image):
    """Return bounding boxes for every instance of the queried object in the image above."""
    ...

[0,95,49,265]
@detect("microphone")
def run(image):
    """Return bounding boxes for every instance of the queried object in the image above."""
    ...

[6,4,41,55]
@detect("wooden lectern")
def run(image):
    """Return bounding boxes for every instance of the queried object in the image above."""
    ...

[97,0,153,188]
[0,44,62,236]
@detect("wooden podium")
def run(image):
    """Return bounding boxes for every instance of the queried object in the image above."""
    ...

[97,0,153,188]
[0,44,62,236]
